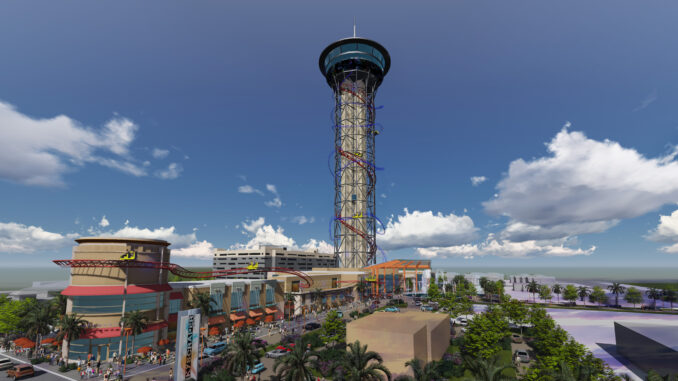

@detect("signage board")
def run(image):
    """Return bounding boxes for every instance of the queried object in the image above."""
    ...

[175,308,200,381]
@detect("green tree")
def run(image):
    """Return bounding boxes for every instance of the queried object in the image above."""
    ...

[273,340,318,381]
[663,289,678,309]
[539,285,552,303]
[607,282,626,307]
[463,353,516,381]
[528,305,568,358]
[589,286,607,307]
[0,298,24,335]
[500,299,528,335]
[120,310,148,355]
[462,308,510,359]
[56,313,88,364]
[52,294,68,317]
[24,303,54,351]
[225,331,261,381]
[321,310,346,346]
[577,286,590,305]
[400,358,442,381]
[427,282,440,299]
[646,370,663,381]
[563,285,578,304]
[189,290,217,330]
[645,288,662,309]
[341,340,392,381]
[526,280,540,303]
[552,284,563,304]
[625,287,642,308]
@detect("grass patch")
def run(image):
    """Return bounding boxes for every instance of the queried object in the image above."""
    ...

[628,282,678,291]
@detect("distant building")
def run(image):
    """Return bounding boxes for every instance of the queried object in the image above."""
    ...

[615,322,678,377]
[212,245,337,279]
[2,280,67,301]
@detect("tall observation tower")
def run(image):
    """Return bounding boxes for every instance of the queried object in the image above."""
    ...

[319,33,390,268]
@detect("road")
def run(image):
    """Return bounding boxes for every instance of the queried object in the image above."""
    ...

[0,352,77,381]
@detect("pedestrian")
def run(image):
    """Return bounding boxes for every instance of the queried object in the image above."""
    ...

[169,367,173,381]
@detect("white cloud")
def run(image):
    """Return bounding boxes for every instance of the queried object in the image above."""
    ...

[633,90,658,112]
[0,222,78,253]
[155,163,182,180]
[470,176,487,186]
[232,217,331,252]
[646,209,678,253]
[0,101,145,186]
[380,193,387,199]
[484,125,678,241]
[291,216,315,225]
[242,217,265,234]
[152,148,170,159]
[416,234,595,259]
[99,216,110,228]
[265,184,282,208]
[301,239,334,254]
[110,225,196,248]
[173,240,215,258]
[379,208,478,251]
[238,185,263,196]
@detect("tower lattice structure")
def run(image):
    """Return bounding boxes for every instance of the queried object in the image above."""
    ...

[319,37,390,268]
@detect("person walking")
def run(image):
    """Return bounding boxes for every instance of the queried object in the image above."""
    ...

[169,367,173,381]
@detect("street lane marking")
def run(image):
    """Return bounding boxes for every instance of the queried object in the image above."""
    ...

[0,353,76,381]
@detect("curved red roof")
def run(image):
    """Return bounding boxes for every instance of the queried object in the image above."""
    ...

[61,284,172,296]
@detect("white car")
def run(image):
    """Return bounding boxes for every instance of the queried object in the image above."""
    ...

[455,317,468,326]
[515,350,529,363]
[0,358,13,371]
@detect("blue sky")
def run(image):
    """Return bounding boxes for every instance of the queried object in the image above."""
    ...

[2,1,678,268]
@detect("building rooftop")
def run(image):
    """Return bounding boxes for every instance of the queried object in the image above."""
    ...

[75,237,170,246]
[615,322,678,351]
[347,310,448,334]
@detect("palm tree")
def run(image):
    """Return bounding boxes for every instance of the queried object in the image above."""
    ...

[663,289,677,309]
[225,331,260,381]
[189,290,217,330]
[552,284,563,304]
[463,354,515,381]
[526,280,540,303]
[284,292,295,320]
[577,286,590,305]
[311,288,323,312]
[119,310,148,355]
[402,358,442,381]
[341,340,392,381]
[273,339,318,381]
[56,313,88,364]
[52,294,68,317]
[645,288,662,309]
[607,283,626,307]
[25,303,54,352]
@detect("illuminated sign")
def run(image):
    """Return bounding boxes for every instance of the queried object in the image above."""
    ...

[175,308,200,381]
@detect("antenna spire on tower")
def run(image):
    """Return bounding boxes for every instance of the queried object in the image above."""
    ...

[353,17,356,37]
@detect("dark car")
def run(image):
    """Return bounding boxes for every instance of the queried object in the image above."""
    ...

[304,322,321,331]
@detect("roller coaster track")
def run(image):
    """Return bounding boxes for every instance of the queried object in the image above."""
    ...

[53,259,313,288]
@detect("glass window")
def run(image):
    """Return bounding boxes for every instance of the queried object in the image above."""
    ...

[249,286,260,308]
[265,285,275,306]
[169,299,181,314]
[210,291,224,315]
[231,289,244,311]
[291,281,300,293]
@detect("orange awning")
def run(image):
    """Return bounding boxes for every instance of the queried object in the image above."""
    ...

[208,327,220,336]
[264,315,274,322]
[245,318,256,325]
[233,320,245,328]
[230,312,246,321]
[248,309,263,318]
[208,315,226,325]
[264,307,278,314]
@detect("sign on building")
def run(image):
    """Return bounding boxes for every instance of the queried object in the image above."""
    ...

[175,308,200,381]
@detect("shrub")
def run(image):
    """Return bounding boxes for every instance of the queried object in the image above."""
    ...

[30,357,47,364]
[58,364,69,372]
[501,335,512,350]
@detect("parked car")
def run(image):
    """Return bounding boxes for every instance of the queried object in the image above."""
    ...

[456,317,468,326]
[414,301,422,307]
[386,293,393,299]
[511,334,523,343]
[384,306,400,312]
[203,341,227,356]
[247,362,266,374]
[420,305,434,312]
[266,348,290,358]
[514,350,530,363]
[7,364,34,380]
[0,359,14,371]
[304,322,321,331]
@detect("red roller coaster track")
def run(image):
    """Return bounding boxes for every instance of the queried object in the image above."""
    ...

[53,259,313,288]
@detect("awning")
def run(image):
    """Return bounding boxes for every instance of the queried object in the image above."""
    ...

[264,307,278,314]
[169,291,184,300]
[248,309,263,318]
[80,321,168,339]
[208,315,226,325]
[229,312,246,321]
[245,318,256,325]
[264,315,274,323]
[62,284,172,296]
[233,320,245,328]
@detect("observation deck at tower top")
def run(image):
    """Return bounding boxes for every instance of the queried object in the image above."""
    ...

[319,37,391,83]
